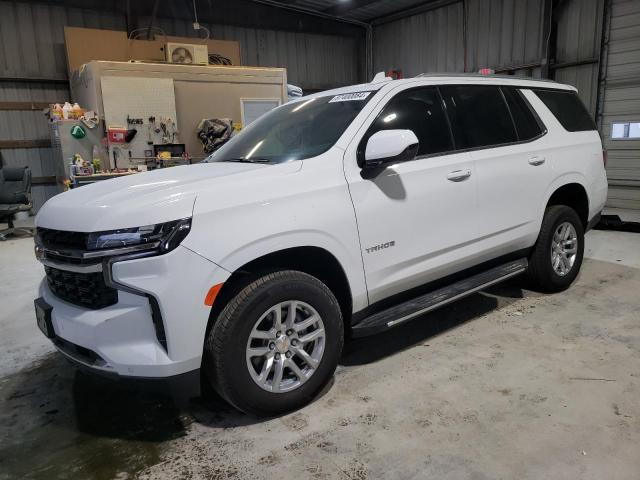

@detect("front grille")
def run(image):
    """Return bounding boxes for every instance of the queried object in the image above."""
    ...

[45,266,118,309]
[37,227,89,250]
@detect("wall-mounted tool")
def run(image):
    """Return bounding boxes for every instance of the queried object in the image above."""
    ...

[127,115,144,125]
[125,129,137,143]
[147,116,156,145]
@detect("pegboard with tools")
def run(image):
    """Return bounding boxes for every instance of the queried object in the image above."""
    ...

[100,76,179,168]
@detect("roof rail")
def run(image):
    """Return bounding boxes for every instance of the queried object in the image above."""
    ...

[413,72,560,84]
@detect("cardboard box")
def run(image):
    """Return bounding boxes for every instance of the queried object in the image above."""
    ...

[64,27,241,73]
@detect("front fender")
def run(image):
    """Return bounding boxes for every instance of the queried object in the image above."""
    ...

[182,155,369,312]
[199,229,367,313]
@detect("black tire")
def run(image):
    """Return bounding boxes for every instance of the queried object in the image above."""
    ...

[527,205,585,293]
[203,270,344,416]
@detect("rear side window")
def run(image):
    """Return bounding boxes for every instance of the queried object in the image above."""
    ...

[502,87,544,141]
[366,87,453,157]
[532,89,596,132]
[440,85,517,149]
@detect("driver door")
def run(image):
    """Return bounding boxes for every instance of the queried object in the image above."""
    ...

[343,85,480,304]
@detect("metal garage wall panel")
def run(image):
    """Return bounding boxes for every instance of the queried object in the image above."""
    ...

[0,0,125,212]
[555,0,603,63]
[465,0,544,73]
[0,1,126,80]
[602,0,640,209]
[554,64,600,115]
[372,2,464,76]
[553,0,604,114]
[607,37,640,79]
[372,0,546,77]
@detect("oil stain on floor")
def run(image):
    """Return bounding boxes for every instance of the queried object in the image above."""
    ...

[0,354,188,480]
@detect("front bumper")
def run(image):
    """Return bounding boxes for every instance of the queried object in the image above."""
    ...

[55,337,201,400]
[38,245,230,386]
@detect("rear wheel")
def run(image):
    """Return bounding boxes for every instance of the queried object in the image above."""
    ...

[527,205,584,292]
[204,270,343,415]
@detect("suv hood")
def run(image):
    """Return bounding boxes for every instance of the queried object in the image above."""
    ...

[36,162,295,232]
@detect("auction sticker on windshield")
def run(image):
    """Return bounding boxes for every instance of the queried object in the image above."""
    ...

[329,92,372,103]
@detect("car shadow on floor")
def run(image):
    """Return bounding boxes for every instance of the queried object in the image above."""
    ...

[341,279,525,366]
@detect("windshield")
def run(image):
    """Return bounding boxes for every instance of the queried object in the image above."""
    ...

[203,91,375,164]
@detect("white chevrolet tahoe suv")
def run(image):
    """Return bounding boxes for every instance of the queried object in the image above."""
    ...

[34,75,607,415]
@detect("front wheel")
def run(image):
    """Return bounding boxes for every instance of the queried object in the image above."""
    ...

[527,205,585,292]
[203,270,344,415]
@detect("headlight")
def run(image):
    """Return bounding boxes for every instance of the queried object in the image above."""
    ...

[86,218,192,254]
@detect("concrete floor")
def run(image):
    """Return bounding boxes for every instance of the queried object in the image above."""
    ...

[0,219,639,479]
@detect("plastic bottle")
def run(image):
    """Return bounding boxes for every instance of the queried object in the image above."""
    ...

[51,103,63,120]
[72,103,83,119]
[62,102,72,120]
[92,145,102,173]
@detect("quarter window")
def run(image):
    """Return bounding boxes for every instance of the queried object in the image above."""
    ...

[532,89,596,132]
[502,87,544,141]
[440,85,518,149]
[365,87,454,157]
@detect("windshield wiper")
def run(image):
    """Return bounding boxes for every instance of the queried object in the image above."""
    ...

[219,157,272,164]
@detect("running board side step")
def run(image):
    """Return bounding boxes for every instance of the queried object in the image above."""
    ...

[351,258,528,337]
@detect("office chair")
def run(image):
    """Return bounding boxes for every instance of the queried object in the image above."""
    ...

[0,166,35,240]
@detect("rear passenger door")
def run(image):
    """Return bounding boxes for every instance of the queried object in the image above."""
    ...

[440,85,550,256]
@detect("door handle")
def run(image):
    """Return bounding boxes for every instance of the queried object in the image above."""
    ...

[528,156,546,166]
[447,169,472,182]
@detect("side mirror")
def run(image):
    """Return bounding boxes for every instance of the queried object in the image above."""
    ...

[363,129,419,169]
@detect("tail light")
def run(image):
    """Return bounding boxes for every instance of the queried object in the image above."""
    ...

[602,149,608,168]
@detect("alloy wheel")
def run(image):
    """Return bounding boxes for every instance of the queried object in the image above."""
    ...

[550,221,578,276]
[246,300,326,393]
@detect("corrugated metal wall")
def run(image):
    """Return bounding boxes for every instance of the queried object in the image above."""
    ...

[0,1,126,211]
[553,0,604,115]
[371,0,604,113]
[0,0,363,211]
[465,0,545,77]
[601,0,640,209]
[372,0,545,77]
[372,2,464,76]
